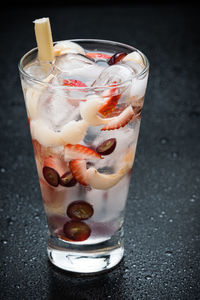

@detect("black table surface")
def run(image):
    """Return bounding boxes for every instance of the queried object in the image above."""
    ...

[1,3,200,300]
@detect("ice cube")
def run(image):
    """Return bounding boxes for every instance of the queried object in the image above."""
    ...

[121,55,148,100]
[122,60,143,75]
[122,51,144,66]
[51,75,89,107]
[92,64,134,87]
[55,53,95,71]
[39,82,80,130]
[25,59,53,80]
[85,172,130,222]
[128,73,148,101]
[54,53,104,86]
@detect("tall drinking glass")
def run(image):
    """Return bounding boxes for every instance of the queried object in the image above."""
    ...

[19,39,149,274]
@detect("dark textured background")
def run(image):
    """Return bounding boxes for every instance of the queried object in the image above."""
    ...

[0,3,200,300]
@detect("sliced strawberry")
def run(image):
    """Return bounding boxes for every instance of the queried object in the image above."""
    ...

[98,83,121,117]
[32,139,42,158]
[63,79,87,87]
[101,105,135,131]
[86,52,111,60]
[63,79,87,106]
[69,160,88,186]
[43,155,67,177]
[98,94,121,117]
[32,140,53,164]
[65,144,103,161]
[104,104,128,118]
[104,104,141,119]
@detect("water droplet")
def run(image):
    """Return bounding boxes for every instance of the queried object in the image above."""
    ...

[15,285,20,289]
[169,219,173,223]
[145,275,152,280]
[136,276,141,280]
[7,217,15,225]
[164,282,168,287]
[165,250,173,256]
[190,198,195,203]
[30,256,37,262]
[174,285,178,289]
[0,168,5,173]
[190,194,198,203]
[171,151,179,159]
[124,268,129,273]
[159,211,166,218]
[1,240,8,245]
[159,137,169,145]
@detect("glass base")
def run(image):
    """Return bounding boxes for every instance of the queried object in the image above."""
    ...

[47,227,124,274]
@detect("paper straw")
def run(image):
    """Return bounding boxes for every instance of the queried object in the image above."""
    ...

[34,17,54,63]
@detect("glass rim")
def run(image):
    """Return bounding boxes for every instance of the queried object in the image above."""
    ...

[18,38,149,90]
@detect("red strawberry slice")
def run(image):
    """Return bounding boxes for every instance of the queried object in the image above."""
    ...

[98,83,121,117]
[98,93,121,117]
[101,105,135,131]
[65,144,103,160]
[69,160,88,186]
[63,79,87,87]
[32,139,42,158]
[86,52,111,60]
[104,104,128,118]
[63,79,87,106]
[43,155,67,177]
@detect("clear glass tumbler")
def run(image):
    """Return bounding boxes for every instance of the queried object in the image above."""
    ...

[18,39,149,274]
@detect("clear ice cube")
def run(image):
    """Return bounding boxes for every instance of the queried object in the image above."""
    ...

[128,73,148,100]
[121,59,148,99]
[54,53,103,86]
[122,60,143,75]
[38,81,80,130]
[92,64,134,87]
[25,59,53,80]
[55,53,95,70]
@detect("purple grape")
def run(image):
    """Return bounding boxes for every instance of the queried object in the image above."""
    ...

[67,201,94,220]
[108,52,127,65]
[96,138,117,155]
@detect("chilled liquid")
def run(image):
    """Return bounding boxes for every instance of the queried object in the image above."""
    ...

[23,40,148,246]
